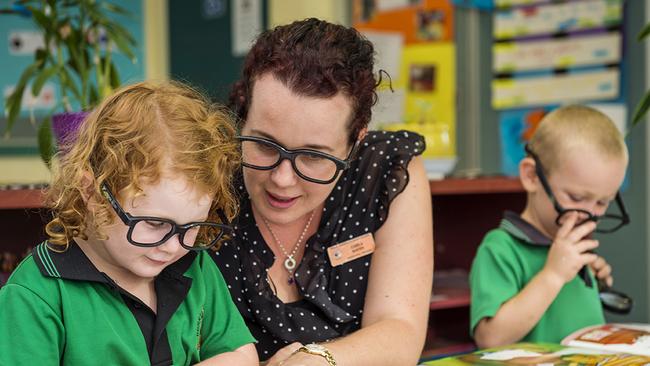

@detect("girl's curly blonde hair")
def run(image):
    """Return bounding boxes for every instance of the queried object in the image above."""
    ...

[45,81,240,250]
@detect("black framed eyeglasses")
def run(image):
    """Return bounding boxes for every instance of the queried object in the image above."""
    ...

[101,183,232,251]
[237,135,356,184]
[525,145,630,233]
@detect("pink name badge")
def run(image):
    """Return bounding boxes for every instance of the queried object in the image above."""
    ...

[327,233,376,267]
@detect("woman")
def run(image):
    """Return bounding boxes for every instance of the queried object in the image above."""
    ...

[212,18,433,366]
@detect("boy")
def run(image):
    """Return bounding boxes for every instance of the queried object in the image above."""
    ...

[470,105,629,348]
[0,81,258,365]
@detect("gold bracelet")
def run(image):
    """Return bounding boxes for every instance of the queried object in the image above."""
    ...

[293,343,337,366]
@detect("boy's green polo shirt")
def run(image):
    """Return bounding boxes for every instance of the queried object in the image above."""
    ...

[470,211,604,343]
[0,241,255,365]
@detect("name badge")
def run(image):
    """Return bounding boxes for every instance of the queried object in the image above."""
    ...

[327,233,375,267]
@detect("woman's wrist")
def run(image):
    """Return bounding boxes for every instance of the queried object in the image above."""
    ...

[291,343,337,366]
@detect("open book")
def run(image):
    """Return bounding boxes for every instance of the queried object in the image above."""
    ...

[422,324,650,365]
[561,323,650,356]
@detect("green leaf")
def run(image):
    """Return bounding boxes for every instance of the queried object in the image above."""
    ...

[59,66,82,101]
[31,65,59,96]
[35,48,48,64]
[4,62,40,133]
[89,85,99,106]
[104,26,136,62]
[27,6,53,33]
[106,22,136,46]
[638,22,650,41]
[101,2,131,16]
[109,60,120,89]
[632,90,650,126]
[38,116,55,169]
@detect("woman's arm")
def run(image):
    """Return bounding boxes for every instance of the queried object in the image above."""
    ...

[196,343,258,366]
[272,156,434,366]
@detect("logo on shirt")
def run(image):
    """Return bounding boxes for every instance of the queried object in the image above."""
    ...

[196,307,204,350]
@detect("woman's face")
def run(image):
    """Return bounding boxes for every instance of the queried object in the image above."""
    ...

[241,73,354,225]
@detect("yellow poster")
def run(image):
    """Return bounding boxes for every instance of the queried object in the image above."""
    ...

[384,42,456,160]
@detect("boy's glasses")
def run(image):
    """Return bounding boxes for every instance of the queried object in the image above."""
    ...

[101,184,232,251]
[237,135,356,184]
[525,145,630,233]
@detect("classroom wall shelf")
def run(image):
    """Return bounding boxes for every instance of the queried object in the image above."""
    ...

[425,176,526,357]
[0,188,45,209]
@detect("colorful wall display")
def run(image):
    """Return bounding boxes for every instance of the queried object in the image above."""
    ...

[354,0,457,176]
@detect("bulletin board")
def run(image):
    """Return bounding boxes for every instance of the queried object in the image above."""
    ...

[353,0,457,176]
[488,0,627,176]
[169,0,268,105]
[0,0,145,155]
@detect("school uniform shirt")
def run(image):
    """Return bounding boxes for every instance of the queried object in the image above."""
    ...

[212,130,425,360]
[470,211,605,343]
[0,241,255,365]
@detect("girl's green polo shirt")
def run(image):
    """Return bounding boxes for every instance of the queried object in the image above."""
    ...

[470,211,605,344]
[0,242,255,365]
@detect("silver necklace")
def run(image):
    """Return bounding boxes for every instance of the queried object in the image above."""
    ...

[262,210,315,284]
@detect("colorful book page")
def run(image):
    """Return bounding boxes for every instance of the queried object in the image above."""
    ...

[492,68,619,109]
[493,32,621,73]
[421,342,650,365]
[494,0,622,40]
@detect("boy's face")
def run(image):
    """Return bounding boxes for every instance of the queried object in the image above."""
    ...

[528,148,627,239]
[92,177,213,284]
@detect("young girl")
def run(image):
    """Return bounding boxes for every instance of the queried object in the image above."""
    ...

[0,81,258,365]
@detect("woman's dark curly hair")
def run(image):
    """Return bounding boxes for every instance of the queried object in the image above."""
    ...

[229,18,377,145]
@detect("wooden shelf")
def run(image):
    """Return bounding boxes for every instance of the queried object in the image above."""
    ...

[430,287,470,310]
[430,176,523,195]
[0,189,45,209]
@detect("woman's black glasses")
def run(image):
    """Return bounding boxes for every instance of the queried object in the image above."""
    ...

[525,145,630,233]
[101,184,232,250]
[237,135,356,184]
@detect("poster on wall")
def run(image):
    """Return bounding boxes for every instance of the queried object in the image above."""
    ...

[354,0,457,177]
[499,103,627,176]
[231,0,262,56]
[491,0,623,110]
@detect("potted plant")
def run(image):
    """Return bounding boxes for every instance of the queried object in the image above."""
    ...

[632,21,650,126]
[1,0,137,165]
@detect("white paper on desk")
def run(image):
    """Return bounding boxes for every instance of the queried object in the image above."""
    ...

[361,31,404,81]
[370,88,405,130]
[231,0,262,57]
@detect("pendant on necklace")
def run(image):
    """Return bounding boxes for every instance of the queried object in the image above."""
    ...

[287,276,295,285]
[284,255,297,271]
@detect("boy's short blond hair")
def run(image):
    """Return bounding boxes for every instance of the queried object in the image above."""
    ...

[528,105,628,173]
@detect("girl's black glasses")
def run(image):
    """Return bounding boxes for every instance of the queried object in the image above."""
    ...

[101,184,232,250]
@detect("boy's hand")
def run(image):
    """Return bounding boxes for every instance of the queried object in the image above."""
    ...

[590,255,614,288]
[543,212,599,286]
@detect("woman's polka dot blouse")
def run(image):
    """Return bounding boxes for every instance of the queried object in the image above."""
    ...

[211,130,425,360]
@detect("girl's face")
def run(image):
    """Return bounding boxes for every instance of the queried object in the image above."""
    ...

[241,73,354,226]
[89,176,213,286]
